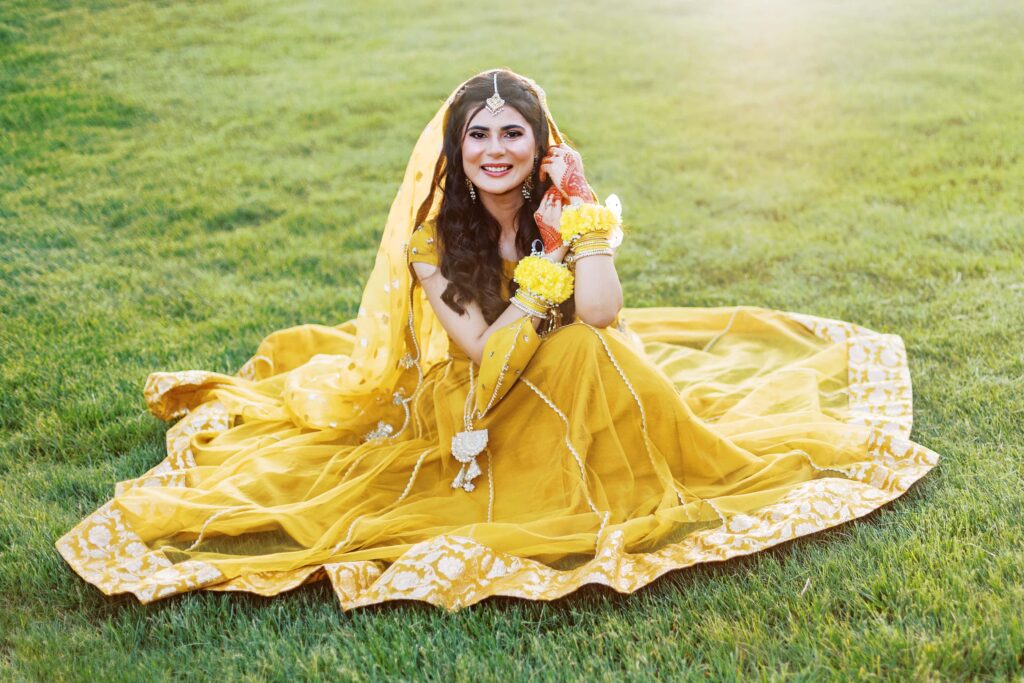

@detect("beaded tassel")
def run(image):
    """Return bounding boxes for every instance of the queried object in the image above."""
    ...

[451,363,488,491]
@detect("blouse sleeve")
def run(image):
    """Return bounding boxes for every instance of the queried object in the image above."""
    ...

[408,220,439,268]
[474,316,541,418]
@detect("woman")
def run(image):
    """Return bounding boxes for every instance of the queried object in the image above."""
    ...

[57,69,939,610]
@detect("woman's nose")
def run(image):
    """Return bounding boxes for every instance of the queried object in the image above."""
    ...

[486,136,505,156]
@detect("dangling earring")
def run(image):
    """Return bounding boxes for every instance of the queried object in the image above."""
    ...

[522,154,537,200]
[465,177,477,203]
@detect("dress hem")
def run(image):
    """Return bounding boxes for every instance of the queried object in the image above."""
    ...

[54,307,939,611]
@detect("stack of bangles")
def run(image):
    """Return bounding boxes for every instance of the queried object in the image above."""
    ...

[565,230,614,264]
[510,199,624,320]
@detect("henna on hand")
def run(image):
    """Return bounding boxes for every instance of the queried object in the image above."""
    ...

[533,186,565,253]
[539,144,597,205]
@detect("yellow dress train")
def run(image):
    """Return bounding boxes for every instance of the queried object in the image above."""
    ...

[56,218,939,610]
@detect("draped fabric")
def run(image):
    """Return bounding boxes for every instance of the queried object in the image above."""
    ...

[56,71,940,610]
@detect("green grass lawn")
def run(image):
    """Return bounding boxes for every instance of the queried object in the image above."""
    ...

[2,0,1023,679]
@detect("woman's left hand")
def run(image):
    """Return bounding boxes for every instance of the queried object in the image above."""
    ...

[539,143,597,205]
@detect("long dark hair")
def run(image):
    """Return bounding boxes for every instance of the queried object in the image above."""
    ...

[433,70,576,326]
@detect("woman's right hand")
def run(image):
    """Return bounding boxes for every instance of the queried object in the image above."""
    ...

[533,186,566,254]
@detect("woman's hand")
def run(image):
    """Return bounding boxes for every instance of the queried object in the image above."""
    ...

[540,241,569,264]
[533,185,566,254]
[539,144,597,205]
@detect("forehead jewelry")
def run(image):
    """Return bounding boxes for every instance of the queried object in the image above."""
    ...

[485,72,506,116]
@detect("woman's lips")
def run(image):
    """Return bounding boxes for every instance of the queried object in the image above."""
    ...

[481,164,512,177]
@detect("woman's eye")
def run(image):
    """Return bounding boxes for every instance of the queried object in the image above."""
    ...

[468,131,522,140]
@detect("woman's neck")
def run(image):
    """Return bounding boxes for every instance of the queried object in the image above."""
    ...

[480,189,523,238]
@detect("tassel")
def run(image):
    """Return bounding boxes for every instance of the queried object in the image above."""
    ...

[451,429,488,492]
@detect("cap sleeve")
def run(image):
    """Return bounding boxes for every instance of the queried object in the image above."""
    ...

[408,220,439,267]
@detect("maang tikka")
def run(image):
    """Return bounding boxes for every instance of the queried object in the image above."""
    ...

[485,72,505,116]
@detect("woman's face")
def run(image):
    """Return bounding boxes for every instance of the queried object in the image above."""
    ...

[461,105,536,198]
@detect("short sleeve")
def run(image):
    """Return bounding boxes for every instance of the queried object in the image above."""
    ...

[408,220,439,267]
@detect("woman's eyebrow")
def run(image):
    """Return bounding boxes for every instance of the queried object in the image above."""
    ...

[467,124,525,132]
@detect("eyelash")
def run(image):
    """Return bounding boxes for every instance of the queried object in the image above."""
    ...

[469,131,523,139]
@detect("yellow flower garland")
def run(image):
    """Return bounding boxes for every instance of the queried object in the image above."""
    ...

[512,255,574,305]
[558,202,620,245]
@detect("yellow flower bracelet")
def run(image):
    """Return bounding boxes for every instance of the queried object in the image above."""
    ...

[558,201,621,246]
[511,255,574,319]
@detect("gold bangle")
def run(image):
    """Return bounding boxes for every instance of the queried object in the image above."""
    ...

[572,237,611,251]
[511,288,550,318]
[572,248,615,261]
[571,239,612,257]
[566,246,613,266]
[566,228,612,249]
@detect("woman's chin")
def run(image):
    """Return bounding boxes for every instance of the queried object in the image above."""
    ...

[476,180,523,198]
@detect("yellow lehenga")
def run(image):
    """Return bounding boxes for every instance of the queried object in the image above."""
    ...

[56,71,940,610]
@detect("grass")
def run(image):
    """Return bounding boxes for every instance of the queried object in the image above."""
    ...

[2,0,1022,679]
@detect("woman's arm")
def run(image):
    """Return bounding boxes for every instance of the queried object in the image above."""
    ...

[412,261,543,365]
[573,252,623,328]
[539,144,624,328]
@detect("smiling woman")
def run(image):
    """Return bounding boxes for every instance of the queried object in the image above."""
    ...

[465,117,532,181]
[56,68,940,611]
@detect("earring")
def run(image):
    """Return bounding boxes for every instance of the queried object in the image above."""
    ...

[522,153,537,200]
[465,177,476,203]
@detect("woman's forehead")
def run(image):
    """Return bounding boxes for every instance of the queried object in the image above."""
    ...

[464,106,530,133]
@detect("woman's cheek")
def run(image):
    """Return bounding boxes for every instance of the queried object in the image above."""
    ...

[462,140,483,162]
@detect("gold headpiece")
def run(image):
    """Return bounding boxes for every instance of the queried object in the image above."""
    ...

[484,71,505,115]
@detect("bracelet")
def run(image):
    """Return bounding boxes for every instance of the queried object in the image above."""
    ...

[571,234,612,251]
[571,248,615,262]
[510,288,551,318]
[511,254,574,319]
[566,245,613,265]
[568,230,612,251]
[559,203,620,246]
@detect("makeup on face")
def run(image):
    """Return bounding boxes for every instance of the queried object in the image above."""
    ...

[462,107,536,196]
